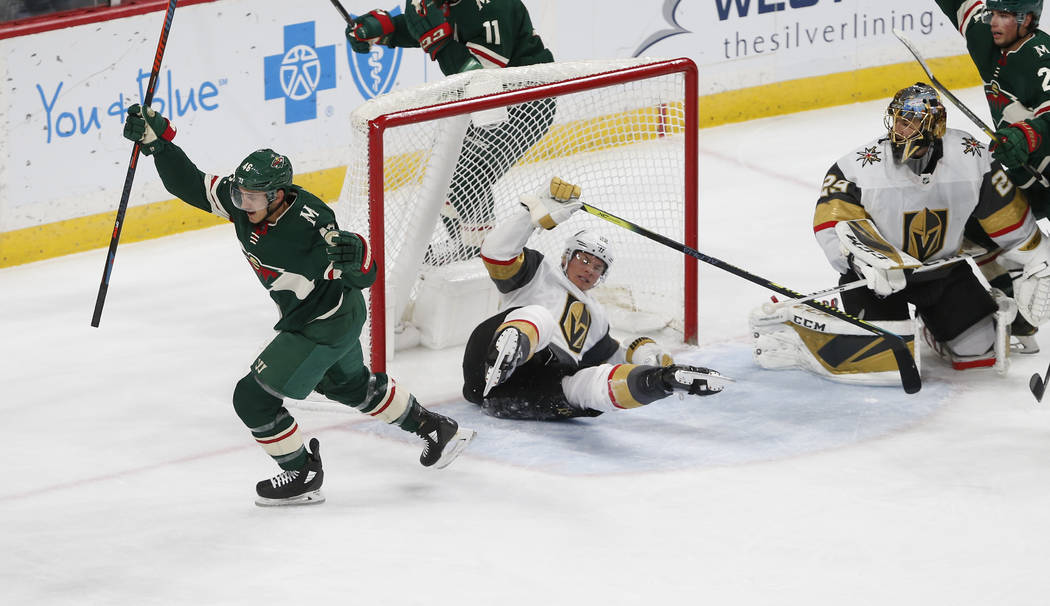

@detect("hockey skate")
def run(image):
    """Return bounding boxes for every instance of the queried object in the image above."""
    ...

[255,438,325,507]
[658,365,728,396]
[482,326,531,396]
[1011,315,1040,354]
[415,410,476,469]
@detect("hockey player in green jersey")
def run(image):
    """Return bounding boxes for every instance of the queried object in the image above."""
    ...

[122,104,475,506]
[935,0,1050,213]
[345,0,556,263]
[935,0,1050,350]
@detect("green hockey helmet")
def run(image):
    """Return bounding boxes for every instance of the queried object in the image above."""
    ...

[983,0,1042,25]
[885,82,947,162]
[230,148,293,211]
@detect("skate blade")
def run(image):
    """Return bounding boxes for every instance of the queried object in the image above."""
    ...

[482,330,520,397]
[254,489,326,507]
[434,428,477,470]
[674,370,735,388]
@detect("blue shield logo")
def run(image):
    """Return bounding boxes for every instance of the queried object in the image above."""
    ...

[346,7,403,100]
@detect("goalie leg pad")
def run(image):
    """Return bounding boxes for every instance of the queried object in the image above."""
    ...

[750,304,917,386]
[919,289,1013,373]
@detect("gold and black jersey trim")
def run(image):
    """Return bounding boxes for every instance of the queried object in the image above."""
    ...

[815,164,867,233]
[483,248,544,294]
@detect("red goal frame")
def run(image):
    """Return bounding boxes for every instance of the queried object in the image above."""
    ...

[364,58,699,372]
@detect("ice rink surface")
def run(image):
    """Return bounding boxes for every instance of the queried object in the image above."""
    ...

[5,87,1050,605]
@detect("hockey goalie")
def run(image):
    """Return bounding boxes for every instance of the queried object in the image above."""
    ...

[752,82,1050,385]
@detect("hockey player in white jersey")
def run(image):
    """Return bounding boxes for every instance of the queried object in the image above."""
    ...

[754,82,1050,381]
[461,177,726,421]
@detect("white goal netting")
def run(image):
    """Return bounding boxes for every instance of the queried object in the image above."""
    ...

[336,58,698,370]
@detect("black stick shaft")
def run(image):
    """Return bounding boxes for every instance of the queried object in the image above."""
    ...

[580,203,922,394]
[329,0,354,23]
[91,0,179,328]
[892,28,1048,187]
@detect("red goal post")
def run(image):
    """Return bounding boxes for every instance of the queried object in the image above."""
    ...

[338,58,699,373]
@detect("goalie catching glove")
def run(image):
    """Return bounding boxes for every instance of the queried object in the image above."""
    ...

[345,9,396,54]
[123,104,175,155]
[837,219,920,297]
[521,177,583,230]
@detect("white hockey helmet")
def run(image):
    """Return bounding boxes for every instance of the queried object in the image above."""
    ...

[561,229,613,284]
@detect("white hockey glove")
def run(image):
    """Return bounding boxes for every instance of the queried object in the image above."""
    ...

[626,337,674,367]
[837,219,918,297]
[520,177,582,230]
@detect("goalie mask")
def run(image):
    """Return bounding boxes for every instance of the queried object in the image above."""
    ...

[885,82,947,162]
[230,148,293,212]
[561,230,613,287]
[982,0,1042,26]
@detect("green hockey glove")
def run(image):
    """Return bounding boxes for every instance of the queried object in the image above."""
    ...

[123,103,175,155]
[324,229,369,276]
[404,0,452,59]
[346,9,396,54]
[991,121,1041,168]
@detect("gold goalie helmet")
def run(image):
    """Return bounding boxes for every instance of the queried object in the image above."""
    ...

[885,82,947,162]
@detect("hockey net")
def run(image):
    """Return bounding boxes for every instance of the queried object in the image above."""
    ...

[336,58,698,372]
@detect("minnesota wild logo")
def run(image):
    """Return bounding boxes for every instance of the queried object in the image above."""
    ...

[986,81,1011,111]
[856,146,882,167]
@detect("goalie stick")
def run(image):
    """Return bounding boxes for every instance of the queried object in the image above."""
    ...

[761,253,972,313]
[892,28,1049,188]
[580,202,922,394]
[90,0,179,327]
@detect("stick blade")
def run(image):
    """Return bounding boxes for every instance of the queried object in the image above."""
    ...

[890,342,922,394]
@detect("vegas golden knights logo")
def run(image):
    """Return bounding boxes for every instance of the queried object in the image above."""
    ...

[902,208,948,261]
[560,294,591,354]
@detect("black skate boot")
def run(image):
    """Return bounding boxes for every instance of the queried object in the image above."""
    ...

[415,410,476,469]
[482,326,531,396]
[1012,314,1040,354]
[657,365,726,396]
[255,438,325,507]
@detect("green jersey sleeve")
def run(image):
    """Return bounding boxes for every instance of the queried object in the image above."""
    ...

[151,143,236,220]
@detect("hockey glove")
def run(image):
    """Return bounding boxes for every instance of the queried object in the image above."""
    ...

[345,9,396,54]
[324,230,369,277]
[837,219,917,297]
[991,121,1041,168]
[520,177,582,230]
[846,253,905,297]
[123,104,175,155]
[405,0,452,59]
[626,337,674,367]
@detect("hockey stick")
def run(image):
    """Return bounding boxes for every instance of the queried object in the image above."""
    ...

[761,254,972,313]
[892,28,1049,188]
[328,0,353,24]
[90,0,179,327]
[1030,361,1050,402]
[580,203,922,394]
